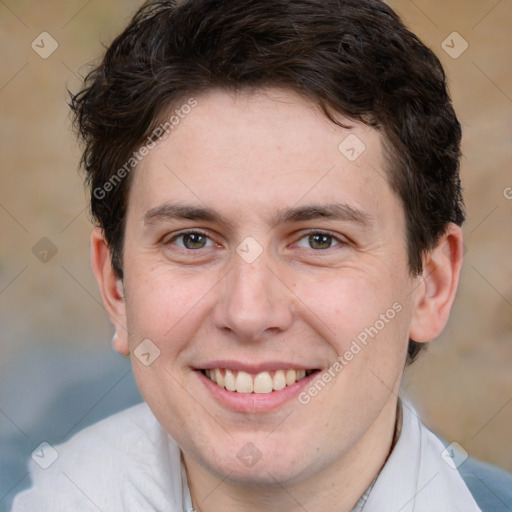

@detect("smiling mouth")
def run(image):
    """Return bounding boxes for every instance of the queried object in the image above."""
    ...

[200,368,319,394]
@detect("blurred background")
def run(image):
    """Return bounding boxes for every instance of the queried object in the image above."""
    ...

[0,0,511,509]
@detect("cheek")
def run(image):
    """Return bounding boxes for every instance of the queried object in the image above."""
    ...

[293,269,403,342]
[292,268,411,393]
[124,265,215,341]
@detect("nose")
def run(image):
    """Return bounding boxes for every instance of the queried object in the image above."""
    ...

[213,254,293,341]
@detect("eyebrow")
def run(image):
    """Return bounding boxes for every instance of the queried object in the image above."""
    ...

[272,203,371,227]
[143,202,372,229]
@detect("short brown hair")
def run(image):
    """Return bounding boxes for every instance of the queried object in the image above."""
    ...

[70,0,464,363]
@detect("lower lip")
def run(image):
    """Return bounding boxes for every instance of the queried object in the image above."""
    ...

[197,370,319,413]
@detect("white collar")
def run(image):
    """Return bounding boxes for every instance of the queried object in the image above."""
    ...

[360,400,481,512]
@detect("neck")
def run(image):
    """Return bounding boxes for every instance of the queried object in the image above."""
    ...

[184,397,400,512]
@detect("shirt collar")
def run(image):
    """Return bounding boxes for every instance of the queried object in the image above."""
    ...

[360,399,482,512]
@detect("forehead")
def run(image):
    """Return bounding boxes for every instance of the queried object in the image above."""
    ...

[127,88,402,229]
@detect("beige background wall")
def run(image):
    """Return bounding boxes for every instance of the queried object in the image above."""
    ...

[0,0,511,485]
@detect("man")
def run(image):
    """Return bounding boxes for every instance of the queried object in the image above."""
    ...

[11,0,512,510]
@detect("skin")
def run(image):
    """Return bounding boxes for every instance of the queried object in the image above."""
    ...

[92,88,464,512]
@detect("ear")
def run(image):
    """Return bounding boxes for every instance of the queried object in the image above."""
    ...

[409,223,464,343]
[90,227,130,356]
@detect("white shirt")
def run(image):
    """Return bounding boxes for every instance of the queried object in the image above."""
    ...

[11,401,482,512]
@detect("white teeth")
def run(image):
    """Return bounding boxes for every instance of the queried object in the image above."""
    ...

[273,370,286,390]
[235,371,254,393]
[214,368,224,388]
[224,369,236,391]
[204,367,313,393]
[253,372,273,393]
[285,369,297,386]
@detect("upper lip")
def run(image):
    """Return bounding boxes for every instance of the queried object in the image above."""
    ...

[195,360,321,373]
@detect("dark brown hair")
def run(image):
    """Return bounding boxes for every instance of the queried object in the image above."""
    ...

[70,0,464,363]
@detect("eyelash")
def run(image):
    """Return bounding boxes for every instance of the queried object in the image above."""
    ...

[164,229,347,252]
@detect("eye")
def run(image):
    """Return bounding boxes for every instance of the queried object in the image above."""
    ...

[165,230,215,250]
[295,231,345,250]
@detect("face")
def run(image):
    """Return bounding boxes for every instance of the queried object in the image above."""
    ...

[97,88,441,485]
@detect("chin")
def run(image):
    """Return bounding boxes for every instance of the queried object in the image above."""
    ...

[190,436,321,487]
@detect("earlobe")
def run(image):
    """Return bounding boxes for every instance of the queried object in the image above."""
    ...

[409,224,464,343]
[90,228,130,356]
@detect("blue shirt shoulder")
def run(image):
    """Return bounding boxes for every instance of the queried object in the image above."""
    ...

[459,457,512,512]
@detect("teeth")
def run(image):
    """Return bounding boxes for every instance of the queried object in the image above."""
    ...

[214,368,224,388]
[224,369,236,391]
[204,368,312,394]
[273,370,286,390]
[253,372,273,393]
[235,371,253,393]
[285,369,297,386]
